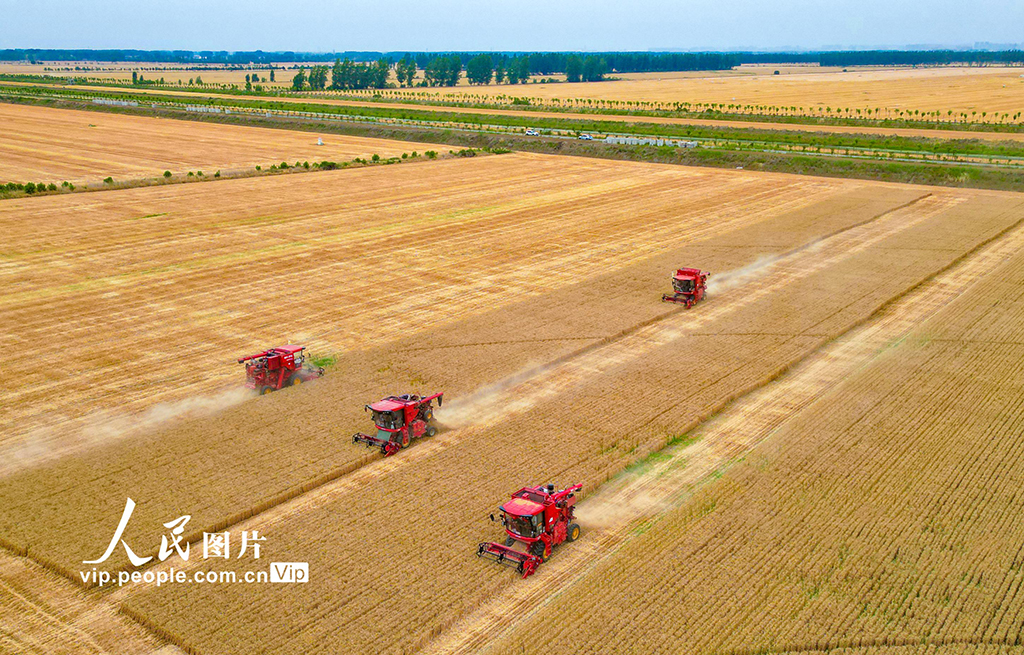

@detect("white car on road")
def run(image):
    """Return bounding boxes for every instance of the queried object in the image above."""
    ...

[525,129,540,136]
[578,134,594,140]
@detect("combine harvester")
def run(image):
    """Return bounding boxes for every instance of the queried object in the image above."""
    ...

[662,267,710,308]
[352,392,443,456]
[477,483,583,578]
[238,345,324,394]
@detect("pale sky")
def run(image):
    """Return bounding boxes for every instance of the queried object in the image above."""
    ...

[1,0,1021,52]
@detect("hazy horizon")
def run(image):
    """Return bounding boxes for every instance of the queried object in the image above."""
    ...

[1,0,1022,53]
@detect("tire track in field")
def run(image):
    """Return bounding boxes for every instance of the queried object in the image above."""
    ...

[113,192,949,596]
[421,199,1024,655]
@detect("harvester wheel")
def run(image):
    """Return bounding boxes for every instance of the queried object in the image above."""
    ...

[258,386,272,395]
[566,523,582,542]
[426,426,437,437]
[529,540,547,562]
[504,537,515,547]
[290,375,303,387]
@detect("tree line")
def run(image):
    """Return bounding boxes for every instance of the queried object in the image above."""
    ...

[290,53,613,89]
[291,59,390,90]
[817,49,1024,66]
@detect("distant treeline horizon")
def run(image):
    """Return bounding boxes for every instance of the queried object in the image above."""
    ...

[2,49,1023,72]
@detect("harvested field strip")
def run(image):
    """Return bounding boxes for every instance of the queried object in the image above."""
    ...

[1,154,848,456]
[114,189,1022,654]
[0,102,442,184]
[427,196,1024,655]
[132,192,953,567]
[481,206,1024,654]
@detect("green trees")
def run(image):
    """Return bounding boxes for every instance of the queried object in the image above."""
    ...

[582,56,608,81]
[425,56,461,86]
[494,60,505,84]
[328,58,391,90]
[330,58,349,89]
[466,54,493,85]
[503,57,530,84]
[291,67,307,90]
[269,68,275,82]
[499,57,530,84]
[396,56,417,86]
[565,55,583,82]
[370,59,390,88]
[307,65,329,90]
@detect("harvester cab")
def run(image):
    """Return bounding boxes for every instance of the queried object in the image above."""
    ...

[352,392,443,456]
[237,345,324,394]
[477,483,582,578]
[662,267,710,308]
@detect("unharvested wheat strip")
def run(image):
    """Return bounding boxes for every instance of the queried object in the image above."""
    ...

[422,200,1024,655]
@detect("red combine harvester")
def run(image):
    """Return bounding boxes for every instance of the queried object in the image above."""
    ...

[662,267,710,308]
[352,392,443,456]
[237,345,324,394]
[477,483,582,578]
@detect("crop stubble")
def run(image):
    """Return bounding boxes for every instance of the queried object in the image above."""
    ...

[0,153,857,462]
[0,102,443,184]
[427,190,1024,655]
[0,158,909,586]
[374,66,1024,121]
[477,198,1024,654]
[110,187,1024,654]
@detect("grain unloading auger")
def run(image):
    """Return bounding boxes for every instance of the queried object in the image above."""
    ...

[352,392,443,456]
[662,267,710,308]
[477,483,582,578]
[238,345,324,394]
